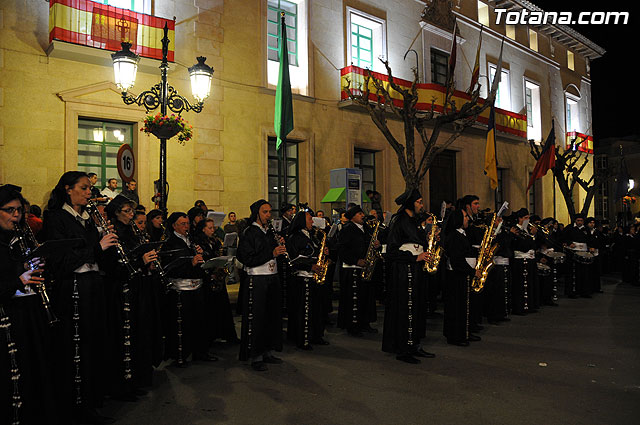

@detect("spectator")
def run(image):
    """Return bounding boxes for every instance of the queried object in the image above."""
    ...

[223,211,239,234]
[121,179,139,205]
[101,178,119,204]
[88,173,107,205]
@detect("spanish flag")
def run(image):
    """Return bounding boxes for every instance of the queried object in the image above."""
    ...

[484,103,498,190]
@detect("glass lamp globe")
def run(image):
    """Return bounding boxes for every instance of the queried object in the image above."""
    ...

[111,42,140,93]
[188,56,214,103]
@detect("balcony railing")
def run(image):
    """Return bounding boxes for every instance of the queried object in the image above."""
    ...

[49,0,175,61]
[340,65,528,139]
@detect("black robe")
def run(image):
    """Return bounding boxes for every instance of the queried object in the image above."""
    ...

[511,227,538,313]
[337,221,374,331]
[0,229,58,424]
[484,229,513,321]
[382,212,427,355]
[562,225,591,296]
[236,224,282,361]
[160,232,209,363]
[42,207,109,421]
[443,229,476,343]
[286,229,324,347]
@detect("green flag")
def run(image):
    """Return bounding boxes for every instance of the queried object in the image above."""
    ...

[274,12,293,151]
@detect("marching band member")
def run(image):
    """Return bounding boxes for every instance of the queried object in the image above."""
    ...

[42,171,119,424]
[145,209,165,242]
[237,200,285,371]
[586,217,604,294]
[337,205,377,337]
[561,214,590,298]
[382,189,435,363]
[510,208,538,314]
[160,212,214,366]
[443,208,482,346]
[484,215,515,324]
[0,184,58,424]
[286,206,328,349]
[458,195,485,333]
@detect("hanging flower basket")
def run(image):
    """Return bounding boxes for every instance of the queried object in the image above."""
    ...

[622,195,637,205]
[141,114,193,144]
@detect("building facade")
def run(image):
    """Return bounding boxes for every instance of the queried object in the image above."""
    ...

[0,0,603,223]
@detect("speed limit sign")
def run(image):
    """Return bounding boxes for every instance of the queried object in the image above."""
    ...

[117,144,136,183]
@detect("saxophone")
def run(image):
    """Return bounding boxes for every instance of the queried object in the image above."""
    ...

[361,218,382,281]
[313,229,330,285]
[471,212,499,293]
[423,214,442,274]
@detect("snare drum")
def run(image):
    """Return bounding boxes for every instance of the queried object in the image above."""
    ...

[546,252,566,265]
[573,251,594,265]
[536,263,551,276]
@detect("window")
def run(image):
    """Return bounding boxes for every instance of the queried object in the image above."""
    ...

[268,137,299,211]
[495,168,505,211]
[346,8,387,73]
[267,0,298,66]
[529,29,538,52]
[78,119,133,190]
[477,1,490,26]
[566,96,579,132]
[525,79,542,143]
[431,48,449,85]
[489,64,510,110]
[101,0,149,14]
[267,0,308,95]
[354,149,376,195]
[567,50,575,71]
[506,24,516,40]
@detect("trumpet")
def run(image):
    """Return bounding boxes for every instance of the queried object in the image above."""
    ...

[85,200,139,279]
[13,223,59,326]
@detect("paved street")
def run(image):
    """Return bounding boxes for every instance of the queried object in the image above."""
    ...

[104,275,640,425]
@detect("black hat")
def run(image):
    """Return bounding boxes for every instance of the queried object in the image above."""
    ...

[540,217,555,226]
[514,208,530,219]
[167,211,187,228]
[288,209,309,235]
[250,199,270,222]
[279,203,295,214]
[187,206,205,222]
[345,205,364,220]
[530,215,542,223]
[0,184,25,208]
[394,188,422,209]
[105,194,136,220]
[585,217,597,224]
[502,212,518,228]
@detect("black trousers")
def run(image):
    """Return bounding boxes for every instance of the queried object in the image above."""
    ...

[239,274,283,361]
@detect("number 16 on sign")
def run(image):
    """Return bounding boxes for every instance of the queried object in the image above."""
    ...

[117,144,136,183]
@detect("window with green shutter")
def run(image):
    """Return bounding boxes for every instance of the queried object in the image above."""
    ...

[267,0,298,66]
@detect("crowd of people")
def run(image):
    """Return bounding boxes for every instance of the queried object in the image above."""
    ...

[1,172,639,424]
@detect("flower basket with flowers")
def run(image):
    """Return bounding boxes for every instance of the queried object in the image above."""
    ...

[622,195,637,205]
[140,114,193,144]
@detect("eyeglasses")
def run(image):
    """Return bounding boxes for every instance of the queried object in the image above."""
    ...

[120,207,134,214]
[0,206,24,215]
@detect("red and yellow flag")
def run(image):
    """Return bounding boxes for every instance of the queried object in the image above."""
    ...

[49,0,175,61]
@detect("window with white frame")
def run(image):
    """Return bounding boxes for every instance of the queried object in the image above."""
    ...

[529,29,538,52]
[525,79,542,143]
[346,8,387,73]
[431,48,449,85]
[566,96,580,133]
[477,1,490,26]
[567,50,575,71]
[267,0,308,95]
[489,64,511,111]
[102,0,150,14]
[506,24,516,40]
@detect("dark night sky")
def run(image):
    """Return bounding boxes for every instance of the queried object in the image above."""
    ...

[532,1,638,139]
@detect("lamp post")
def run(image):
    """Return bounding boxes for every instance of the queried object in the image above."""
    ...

[111,23,214,214]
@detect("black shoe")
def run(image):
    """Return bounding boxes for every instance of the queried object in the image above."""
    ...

[447,339,469,347]
[263,355,283,364]
[468,334,481,342]
[596,290,604,293]
[299,344,314,351]
[251,361,268,371]
[488,320,501,325]
[581,294,592,298]
[361,324,378,334]
[77,407,116,425]
[568,294,579,299]
[413,348,436,358]
[111,392,138,402]
[171,360,188,368]
[133,388,148,396]
[312,338,330,345]
[470,325,484,332]
[544,302,559,307]
[396,354,421,364]
[498,317,511,322]
[348,329,364,337]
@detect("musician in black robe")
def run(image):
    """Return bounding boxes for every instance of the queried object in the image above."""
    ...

[160,212,215,367]
[337,205,377,336]
[561,214,591,297]
[510,208,538,314]
[0,184,58,424]
[145,209,165,242]
[42,171,119,424]
[286,207,328,349]
[586,217,604,294]
[237,200,285,371]
[443,208,482,346]
[277,203,296,317]
[382,189,435,363]
[192,218,239,344]
[458,195,485,333]
[484,219,515,324]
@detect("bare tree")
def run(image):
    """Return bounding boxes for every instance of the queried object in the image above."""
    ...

[342,59,498,192]
[529,136,610,217]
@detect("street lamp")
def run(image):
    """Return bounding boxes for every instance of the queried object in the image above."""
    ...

[111,23,214,214]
